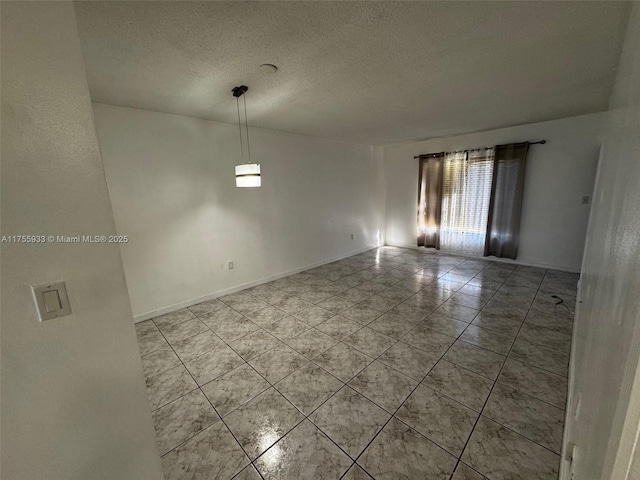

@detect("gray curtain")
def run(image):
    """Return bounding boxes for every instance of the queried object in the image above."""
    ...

[417,153,444,248]
[484,142,529,259]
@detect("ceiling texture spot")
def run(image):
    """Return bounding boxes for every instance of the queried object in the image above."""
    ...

[74,1,631,145]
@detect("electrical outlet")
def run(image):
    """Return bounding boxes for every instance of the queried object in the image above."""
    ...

[350,233,354,240]
[228,261,234,270]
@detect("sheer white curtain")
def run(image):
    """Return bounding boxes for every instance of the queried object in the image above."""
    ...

[440,149,494,256]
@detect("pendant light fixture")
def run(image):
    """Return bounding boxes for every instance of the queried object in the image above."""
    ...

[232,85,261,187]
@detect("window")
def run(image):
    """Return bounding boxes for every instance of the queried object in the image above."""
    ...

[439,149,494,256]
[417,142,529,259]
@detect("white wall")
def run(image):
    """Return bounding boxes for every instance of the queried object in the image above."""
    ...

[92,104,385,320]
[563,4,640,480]
[383,113,604,271]
[0,3,163,480]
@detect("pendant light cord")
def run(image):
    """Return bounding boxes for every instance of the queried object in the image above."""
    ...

[236,96,244,162]
[243,94,251,163]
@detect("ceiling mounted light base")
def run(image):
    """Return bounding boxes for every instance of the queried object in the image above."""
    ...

[235,163,261,187]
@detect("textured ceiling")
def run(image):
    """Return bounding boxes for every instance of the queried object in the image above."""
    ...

[74,1,630,145]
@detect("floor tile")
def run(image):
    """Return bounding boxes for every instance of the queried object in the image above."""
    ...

[420,285,454,302]
[233,465,262,480]
[449,292,489,310]
[319,281,351,294]
[152,390,219,456]
[359,295,400,312]
[462,416,560,480]
[342,327,396,357]
[435,301,480,323]
[232,297,271,315]
[298,289,334,305]
[379,286,414,303]
[342,464,374,479]
[317,296,357,314]
[184,344,245,385]
[280,282,312,295]
[403,292,444,311]
[161,421,249,480]
[355,281,388,294]
[484,383,564,453]
[245,305,289,328]
[188,299,225,317]
[481,300,528,322]
[372,273,403,287]
[293,304,335,326]
[153,308,195,329]
[524,312,573,336]
[452,463,488,479]
[172,330,225,361]
[367,313,415,339]
[246,284,280,301]
[201,363,270,417]
[314,343,373,382]
[276,362,343,414]
[316,315,362,340]
[248,344,308,384]
[201,307,260,342]
[421,313,469,337]
[396,384,478,456]
[377,341,439,381]
[284,327,338,359]
[458,284,497,300]
[530,293,575,318]
[219,291,256,306]
[158,317,210,344]
[137,328,169,356]
[338,287,373,303]
[460,324,515,355]
[260,289,293,305]
[273,295,315,315]
[261,316,310,341]
[401,325,456,356]
[254,420,352,479]
[509,339,569,376]
[139,253,574,480]
[135,319,158,337]
[471,312,522,337]
[388,302,430,322]
[423,360,493,411]
[444,341,506,380]
[348,361,418,413]
[141,346,181,380]
[224,388,304,459]
[145,365,198,410]
[341,304,383,325]
[517,323,572,353]
[498,359,568,409]
[229,329,284,361]
[310,386,390,458]
[358,418,456,479]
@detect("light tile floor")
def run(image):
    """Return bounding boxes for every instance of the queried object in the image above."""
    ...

[135,246,575,480]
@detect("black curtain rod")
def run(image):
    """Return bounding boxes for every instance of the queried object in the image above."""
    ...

[413,140,546,159]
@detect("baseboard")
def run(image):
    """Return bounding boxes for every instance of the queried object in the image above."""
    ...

[384,242,581,273]
[133,244,381,323]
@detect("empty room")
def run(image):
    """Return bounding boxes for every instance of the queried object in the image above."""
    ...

[2,1,640,480]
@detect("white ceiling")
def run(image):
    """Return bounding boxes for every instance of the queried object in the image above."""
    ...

[74,1,631,146]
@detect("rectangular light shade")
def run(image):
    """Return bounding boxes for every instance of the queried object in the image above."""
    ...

[235,163,261,187]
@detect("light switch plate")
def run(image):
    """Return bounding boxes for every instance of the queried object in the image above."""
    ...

[32,281,72,321]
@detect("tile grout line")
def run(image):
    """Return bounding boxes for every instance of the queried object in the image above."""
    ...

[446,266,567,479]
[141,249,573,479]
[148,317,271,480]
